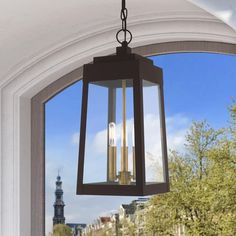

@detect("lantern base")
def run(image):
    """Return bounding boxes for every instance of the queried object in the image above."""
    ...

[77,182,169,196]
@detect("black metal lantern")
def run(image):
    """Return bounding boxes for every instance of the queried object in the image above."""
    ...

[77,0,169,196]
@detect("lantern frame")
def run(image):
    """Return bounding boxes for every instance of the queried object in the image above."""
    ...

[77,46,169,196]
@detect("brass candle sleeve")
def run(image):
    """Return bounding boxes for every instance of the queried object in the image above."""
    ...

[132,146,136,180]
[108,146,117,182]
[122,80,127,150]
[118,80,131,185]
[121,146,128,172]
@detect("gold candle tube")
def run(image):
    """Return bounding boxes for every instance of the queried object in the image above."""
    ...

[118,80,131,185]
[108,122,117,182]
[132,146,136,181]
[108,146,117,182]
[122,80,127,152]
[121,146,128,172]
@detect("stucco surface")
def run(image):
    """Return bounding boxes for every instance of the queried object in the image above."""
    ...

[0,0,235,86]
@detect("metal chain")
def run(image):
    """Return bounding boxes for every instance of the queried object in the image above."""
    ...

[116,0,133,45]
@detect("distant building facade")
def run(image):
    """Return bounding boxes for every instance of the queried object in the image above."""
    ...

[119,198,149,235]
[81,198,149,236]
[82,216,112,235]
[66,223,87,236]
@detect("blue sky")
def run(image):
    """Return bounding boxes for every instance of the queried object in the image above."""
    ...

[158,52,236,127]
[45,52,236,235]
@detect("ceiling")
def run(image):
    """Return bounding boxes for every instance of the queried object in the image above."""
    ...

[0,0,236,84]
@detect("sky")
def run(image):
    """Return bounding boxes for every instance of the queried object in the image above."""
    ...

[45,52,236,235]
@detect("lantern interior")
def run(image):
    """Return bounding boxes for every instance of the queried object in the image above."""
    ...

[83,79,136,186]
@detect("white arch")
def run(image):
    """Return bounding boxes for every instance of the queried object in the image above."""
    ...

[1,8,236,236]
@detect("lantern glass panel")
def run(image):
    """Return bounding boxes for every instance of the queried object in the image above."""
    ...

[143,80,165,184]
[83,79,136,185]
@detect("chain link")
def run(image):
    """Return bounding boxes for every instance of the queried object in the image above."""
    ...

[116,0,132,45]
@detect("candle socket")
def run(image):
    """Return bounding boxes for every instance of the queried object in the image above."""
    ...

[118,170,131,185]
[118,146,131,184]
[108,146,117,182]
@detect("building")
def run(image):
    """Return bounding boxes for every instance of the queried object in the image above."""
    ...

[119,198,149,235]
[52,175,86,235]
[82,198,149,236]
[82,216,112,236]
[66,223,87,236]
[53,175,65,225]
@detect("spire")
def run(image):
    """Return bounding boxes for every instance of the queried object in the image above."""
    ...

[57,169,60,179]
[53,173,65,225]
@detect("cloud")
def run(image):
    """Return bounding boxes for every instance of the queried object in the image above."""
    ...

[72,132,80,145]
[216,10,233,23]
[166,113,190,152]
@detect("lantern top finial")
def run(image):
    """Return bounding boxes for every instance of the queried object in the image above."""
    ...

[116,42,132,56]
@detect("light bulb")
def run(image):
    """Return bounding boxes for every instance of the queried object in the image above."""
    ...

[109,122,116,146]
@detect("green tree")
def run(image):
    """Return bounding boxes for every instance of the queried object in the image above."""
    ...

[52,224,72,236]
[145,118,236,236]
[120,217,136,236]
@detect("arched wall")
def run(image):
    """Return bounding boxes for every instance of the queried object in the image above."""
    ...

[33,41,236,236]
[1,14,236,236]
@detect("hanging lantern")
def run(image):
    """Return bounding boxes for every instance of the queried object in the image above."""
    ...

[76,0,169,196]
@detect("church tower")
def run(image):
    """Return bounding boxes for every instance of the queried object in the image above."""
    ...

[53,174,65,225]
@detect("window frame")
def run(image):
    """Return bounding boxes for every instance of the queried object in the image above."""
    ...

[31,41,236,235]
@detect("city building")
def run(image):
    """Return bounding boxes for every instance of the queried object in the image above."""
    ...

[119,198,149,235]
[66,223,87,236]
[82,198,149,236]
[82,216,112,236]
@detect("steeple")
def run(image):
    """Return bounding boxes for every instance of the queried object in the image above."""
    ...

[53,174,65,225]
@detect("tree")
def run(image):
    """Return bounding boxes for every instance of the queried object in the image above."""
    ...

[52,224,72,236]
[120,217,136,236]
[145,117,236,236]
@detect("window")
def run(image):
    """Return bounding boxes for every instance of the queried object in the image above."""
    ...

[31,42,236,236]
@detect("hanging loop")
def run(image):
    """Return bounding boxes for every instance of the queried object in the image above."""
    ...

[116,0,132,46]
[116,29,132,45]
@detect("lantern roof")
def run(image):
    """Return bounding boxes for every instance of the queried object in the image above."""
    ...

[83,46,163,85]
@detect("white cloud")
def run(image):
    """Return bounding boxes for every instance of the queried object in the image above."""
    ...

[93,129,107,155]
[72,132,80,145]
[216,10,233,22]
[166,113,190,152]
